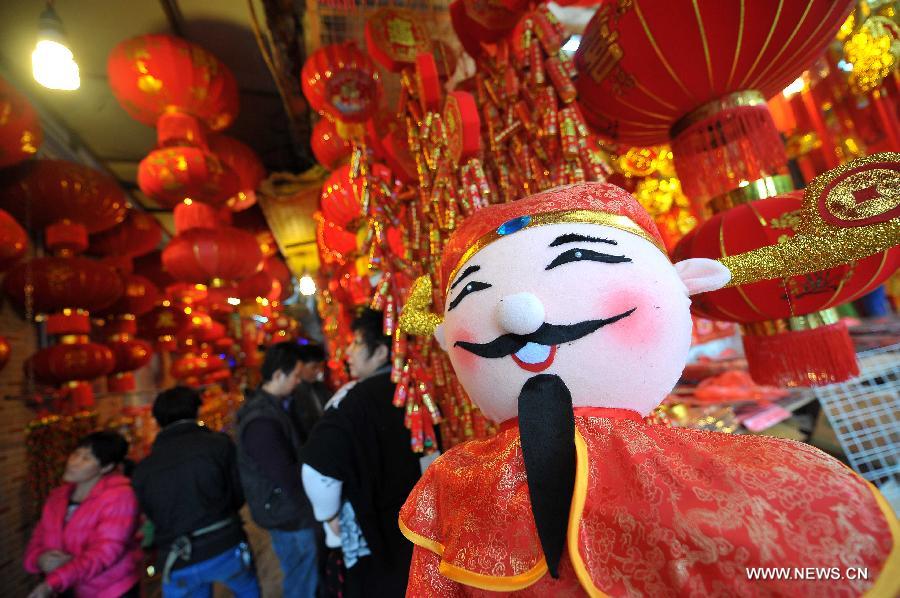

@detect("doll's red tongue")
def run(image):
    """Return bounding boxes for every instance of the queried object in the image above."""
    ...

[511,343,557,372]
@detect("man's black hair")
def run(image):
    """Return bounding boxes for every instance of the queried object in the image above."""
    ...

[152,386,202,427]
[351,308,391,360]
[261,341,305,382]
[76,431,129,468]
[297,343,326,363]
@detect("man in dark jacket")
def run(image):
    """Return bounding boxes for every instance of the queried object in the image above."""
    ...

[237,342,317,598]
[288,343,331,444]
[302,309,423,597]
[132,386,258,597]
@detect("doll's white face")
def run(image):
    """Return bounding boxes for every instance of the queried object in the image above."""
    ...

[435,223,729,423]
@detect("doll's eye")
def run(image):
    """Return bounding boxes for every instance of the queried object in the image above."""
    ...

[545,248,631,270]
[448,281,492,311]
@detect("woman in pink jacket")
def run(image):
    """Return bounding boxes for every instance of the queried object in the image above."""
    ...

[24,431,142,598]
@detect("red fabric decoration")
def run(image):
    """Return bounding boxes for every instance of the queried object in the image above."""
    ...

[301,42,383,125]
[0,160,127,234]
[106,34,239,131]
[207,134,266,212]
[365,8,433,73]
[574,0,854,146]
[311,118,352,171]
[162,227,263,284]
[3,257,124,315]
[138,146,240,208]
[0,208,27,272]
[88,211,162,258]
[0,76,42,168]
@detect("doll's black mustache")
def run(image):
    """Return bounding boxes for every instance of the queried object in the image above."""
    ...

[454,308,636,358]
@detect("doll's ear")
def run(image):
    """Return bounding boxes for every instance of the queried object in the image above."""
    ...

[434,323,447,351]
[674,258,731,296]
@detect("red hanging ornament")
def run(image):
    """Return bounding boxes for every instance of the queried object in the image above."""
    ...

[88,210,162,258]
[0,208,28,272]
[162,226,263,284]
[0,76,42,168]
[365,8,433,73]
[208,134,266,212]
[311,118,352,171]
[301,42,383,125]
[138,146,240,208]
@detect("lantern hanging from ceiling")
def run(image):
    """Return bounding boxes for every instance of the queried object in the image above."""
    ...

[139,303,186,352]
[88,210,162,258]
[106,34,239,133]
[673,154,900,386]
[162,226,263,285]
[0,208,28,272]
[301,42,383,126]
[575,0,855,209]
[101,317,153,393]
[28,341,115,409]
[3,256,124,316]
[311,118,352,171]
[138,146,240,208]
[0,76,42,168]
[208,134,266,212]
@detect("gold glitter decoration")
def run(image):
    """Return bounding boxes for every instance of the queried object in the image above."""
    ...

[843,15,899,94]
[399,275,443,337]
[721,153,899,286]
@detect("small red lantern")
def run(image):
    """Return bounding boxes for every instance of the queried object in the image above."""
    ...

[674,191,900,386]
[103,317,153,393]
[0,76,42,168]
[208,134,266,212]
[162,227,263,284]
[102,274,160,318]
[173,201,224,234]
[107,34,239,132]
[321,164,364,229]
[139,304,186,352]
[89,210,162,258]
[301,42,383,125]
[311,118,352,171]
[0,208,27,272]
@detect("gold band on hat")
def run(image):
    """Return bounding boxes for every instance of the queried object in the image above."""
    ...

[445,210,667,298]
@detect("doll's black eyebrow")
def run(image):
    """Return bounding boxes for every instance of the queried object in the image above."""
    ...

[451,265,481,290]
[549,233,617,247]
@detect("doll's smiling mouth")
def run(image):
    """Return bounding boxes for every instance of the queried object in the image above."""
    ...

[511,343,557,372]
[454,307,636,362]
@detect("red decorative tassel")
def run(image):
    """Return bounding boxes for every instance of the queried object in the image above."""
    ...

[741,321,859,387]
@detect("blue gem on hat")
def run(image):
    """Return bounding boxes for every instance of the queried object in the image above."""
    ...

[497,215,531,236]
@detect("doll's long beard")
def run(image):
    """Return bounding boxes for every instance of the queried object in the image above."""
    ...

[518,374,576,579]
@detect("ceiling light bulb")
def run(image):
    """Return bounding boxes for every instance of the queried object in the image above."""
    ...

[32,5,80,91]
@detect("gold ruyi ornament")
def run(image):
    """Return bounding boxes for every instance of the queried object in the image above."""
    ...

[721,152,899,286]
[399,153,900,336]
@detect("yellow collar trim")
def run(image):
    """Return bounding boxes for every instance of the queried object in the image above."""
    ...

[445,210,666,298]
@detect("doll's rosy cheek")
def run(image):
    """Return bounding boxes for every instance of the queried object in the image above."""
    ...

[448,328,482,370]
[592,287,664,348]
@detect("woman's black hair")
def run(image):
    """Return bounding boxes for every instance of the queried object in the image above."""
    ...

[351,308,391,360]
[76,431,129,468]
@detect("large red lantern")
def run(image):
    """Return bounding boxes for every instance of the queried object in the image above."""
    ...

[674,190,900,386]
[3,257,124,315]
[575,1,854,208]
[0,76,42,168]
[0,160,127,234]
[0,208,27,272]
[29,341,115,408]
[162,227,263,284]
[311,118,352,171]
[107,35,239,132]
[301,42,383,125]
[208,134,266,212]
[89,210,162,258]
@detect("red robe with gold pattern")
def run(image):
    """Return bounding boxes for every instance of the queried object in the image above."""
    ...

[399,408,899,597]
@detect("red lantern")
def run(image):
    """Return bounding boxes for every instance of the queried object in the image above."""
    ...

[139,304,186,351]
[0,76,42,168]
[29,340,115,408]
[102,274,160,318]
[264,256,292,299]
[0,160,127,234]
[107,34,239,132]
[207,134,266,212]
[89,210,162,258]
[301,42,383,125]
[0,336,10,372]
[575,1,853,206]
[0,208,27,272]
[236,269,278,302]
[171,352,227,382]
[674,191,900,386]
[103,318,153,393]
[321,165,365,229]
[365,8,433,73]
[162,227,263,284]
[138,146,240,208]
[173,201,224,234]
[3,257,124,315]
[318,217,358,262]
[133,250,176,290]
[311,118,352,171]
